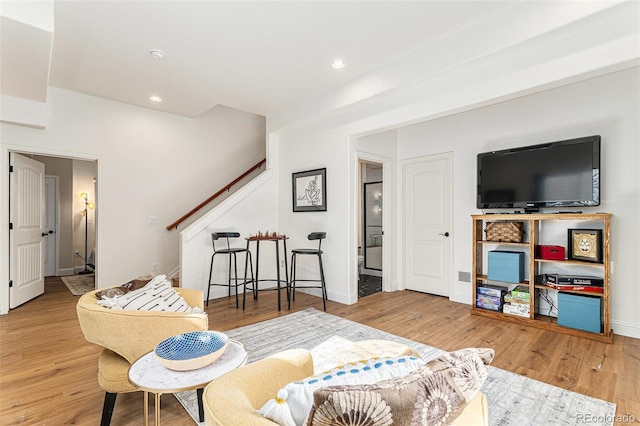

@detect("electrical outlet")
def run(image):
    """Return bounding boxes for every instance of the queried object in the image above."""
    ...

[151,263,158,273]
[280,260,285,267]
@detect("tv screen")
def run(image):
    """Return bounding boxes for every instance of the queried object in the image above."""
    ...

[477,135,601,210]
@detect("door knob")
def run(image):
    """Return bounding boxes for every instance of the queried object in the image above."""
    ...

[439,232,450,237]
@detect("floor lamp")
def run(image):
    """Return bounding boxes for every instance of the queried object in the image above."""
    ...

[79,192,95,275]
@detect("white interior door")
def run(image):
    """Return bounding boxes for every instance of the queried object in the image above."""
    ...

[44,176,58,277]
[403,153,452,296]
[10,153,45,308]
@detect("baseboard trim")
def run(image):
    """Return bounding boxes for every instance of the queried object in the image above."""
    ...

[57,268,75,276]
[611,319,640,339]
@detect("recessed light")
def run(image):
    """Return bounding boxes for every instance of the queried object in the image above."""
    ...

[332,60,346,69]
[149,96,162,102]
[150,49,165,60]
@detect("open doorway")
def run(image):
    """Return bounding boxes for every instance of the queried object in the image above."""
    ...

[9,151,97,308]
[358,160,383,297]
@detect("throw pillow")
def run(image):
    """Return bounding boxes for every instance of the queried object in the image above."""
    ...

[258,355,425,426]
[102,275,193,312]
[94,276,152,299]
[306,347,495,426]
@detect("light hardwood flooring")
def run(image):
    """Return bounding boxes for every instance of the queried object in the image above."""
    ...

[1,277,638,425]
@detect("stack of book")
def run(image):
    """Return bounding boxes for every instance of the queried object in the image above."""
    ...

[503,285,530,317]
[476,284,506,312]
[540,274,604,293]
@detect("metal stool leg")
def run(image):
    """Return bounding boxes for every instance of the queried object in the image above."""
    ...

[288,253,294,309]
[227,254,232,298]
[232,252,239,308]
[318,253,327,311]
[290,253,297,302]
[242,250,254,310]
[206,253,216,307]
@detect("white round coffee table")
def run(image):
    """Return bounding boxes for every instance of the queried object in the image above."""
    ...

[129,339,247,426]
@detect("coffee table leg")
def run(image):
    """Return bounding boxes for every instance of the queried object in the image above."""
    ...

[144,391,149,426]
[155,393,161,426]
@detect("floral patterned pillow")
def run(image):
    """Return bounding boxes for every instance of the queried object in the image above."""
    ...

[306,347,494,426]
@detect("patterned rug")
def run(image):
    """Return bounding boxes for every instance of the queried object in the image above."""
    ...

[60,274,95,296]
[175,308,616,425]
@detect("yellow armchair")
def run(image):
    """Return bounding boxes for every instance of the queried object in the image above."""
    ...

[77,288,208,425]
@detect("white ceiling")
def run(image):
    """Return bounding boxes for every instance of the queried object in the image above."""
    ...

[3,1,520,118]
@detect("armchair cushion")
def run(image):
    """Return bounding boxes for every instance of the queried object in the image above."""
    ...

[97,349,138,393]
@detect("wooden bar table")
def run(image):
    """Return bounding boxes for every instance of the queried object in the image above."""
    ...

[243,234,289,311]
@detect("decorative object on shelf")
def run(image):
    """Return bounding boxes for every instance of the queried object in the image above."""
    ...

[487,250,525,283]
[154,331,229,371]
[484,221,524,243]
[567,229,602,263]
[557,293,602,333]
[78,191,96,275]
[250,231,286,240]
[292,168,326,212]
[535,245,565,260]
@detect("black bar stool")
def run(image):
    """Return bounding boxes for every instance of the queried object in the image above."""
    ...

[289,232,327,311]
[206,232,253,308]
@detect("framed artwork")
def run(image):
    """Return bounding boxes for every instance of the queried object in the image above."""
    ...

[292,168,326,212]
[567,228,603,263]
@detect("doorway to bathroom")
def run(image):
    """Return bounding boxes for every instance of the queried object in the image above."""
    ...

[358,161,383,297]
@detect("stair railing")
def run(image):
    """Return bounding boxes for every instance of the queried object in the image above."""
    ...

[166,158,266,230]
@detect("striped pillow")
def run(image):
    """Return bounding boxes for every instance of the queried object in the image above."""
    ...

[116,275,192,312]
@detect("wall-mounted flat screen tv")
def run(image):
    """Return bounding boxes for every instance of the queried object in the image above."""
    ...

[477,135,601,210]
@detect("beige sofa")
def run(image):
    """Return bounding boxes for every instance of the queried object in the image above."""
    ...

[77,288,208,425]
[203,348,488,426]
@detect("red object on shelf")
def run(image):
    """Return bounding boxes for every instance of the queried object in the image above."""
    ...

[536,245,565,260]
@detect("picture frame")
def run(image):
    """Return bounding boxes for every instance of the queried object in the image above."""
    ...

[292,168,326,212]
[567,228,603,263]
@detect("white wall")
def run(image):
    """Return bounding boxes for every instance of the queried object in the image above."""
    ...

[0,87,265,313]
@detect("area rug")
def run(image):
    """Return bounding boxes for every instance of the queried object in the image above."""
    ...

[175,308,616,425]
[60,274,94,295]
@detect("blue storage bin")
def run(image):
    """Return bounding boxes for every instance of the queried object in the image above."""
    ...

[557,293,602,333]
[487,251,524,283]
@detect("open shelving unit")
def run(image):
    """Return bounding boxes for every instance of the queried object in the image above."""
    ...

[471,213,613,343]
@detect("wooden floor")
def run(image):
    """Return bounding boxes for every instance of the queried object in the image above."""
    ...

[1,277,638,425]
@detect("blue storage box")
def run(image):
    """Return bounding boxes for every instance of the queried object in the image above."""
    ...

[557,293,602,333]
[487,251,524,283]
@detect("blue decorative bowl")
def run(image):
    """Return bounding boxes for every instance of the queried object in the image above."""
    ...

[154,331,229,371]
